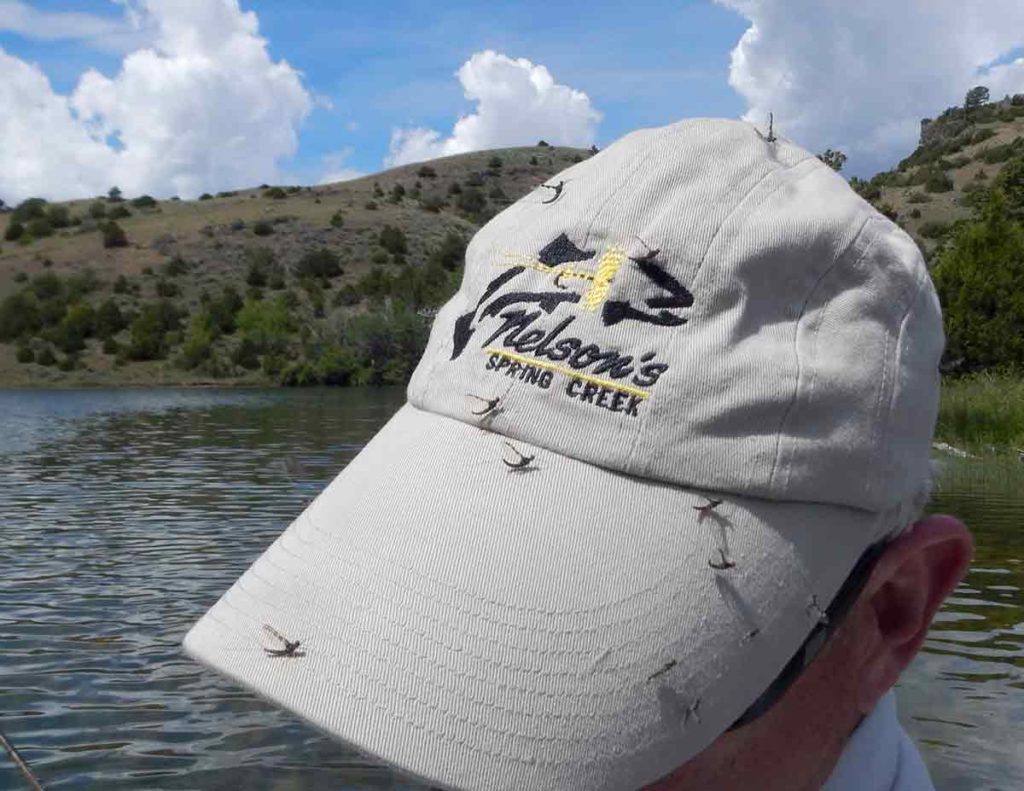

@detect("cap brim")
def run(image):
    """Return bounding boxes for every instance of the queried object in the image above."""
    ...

[184,404,886,791]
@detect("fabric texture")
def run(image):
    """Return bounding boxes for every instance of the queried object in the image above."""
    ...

[184,118,945,791]
[823,692,936,791]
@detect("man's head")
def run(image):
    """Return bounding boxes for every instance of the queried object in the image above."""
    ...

[185,119,969,791]
[645,513,972,790]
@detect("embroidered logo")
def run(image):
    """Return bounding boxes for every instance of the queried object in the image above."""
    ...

[450,232,694,416]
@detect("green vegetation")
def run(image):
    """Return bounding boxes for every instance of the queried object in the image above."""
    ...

[938,373,1024,450]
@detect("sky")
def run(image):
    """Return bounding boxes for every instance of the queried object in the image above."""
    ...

[1,0,1023,203]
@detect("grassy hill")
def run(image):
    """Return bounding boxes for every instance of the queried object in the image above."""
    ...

[0,143,594,387]
[848,95,1024,256]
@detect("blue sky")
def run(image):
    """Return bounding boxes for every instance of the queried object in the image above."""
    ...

[1,0,1023,202]
[0,0,746,183]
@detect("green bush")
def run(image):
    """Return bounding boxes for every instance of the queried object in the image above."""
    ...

[487,155,503,171]
[164,255,190,276]
[47,205,71,229]
[16,343,34,364]
[263,187,287,199]
[456,187,487,216]
[207,285,243,335]
[910,208,922,219]
[379,225,408,256]
[88,201,107,219]
[27,217,54,238]
[179,314,215,370]
[51,302,95,353]
[419,195,446,213]
[13,271,27,283]
[96,299,126,338]
[995,156,1024,220]
[417,165,437,179]
[295,248,342,280]
[430,230,466,271]
[364,200,378,211]
[341,302,430,385]
[113,274,129,294]
[919,220,951,239]
[36,345,56,366]
[253,220,274,236]
[329,210,345,228]
[108,205,131,220]
[107,187,123,202]
[924,170,954,193]
[932,191,1024,370]
[236,296,293,354]
[199,193,213,201]
[11,198,47,224]
[938,373,1024,449]
[907,191,932,204]
[389,184,406,204]
[156,278,179,298]
[30,272,63,301]
[132,195,158,209]
[126,299,183,360]
[102,221,129,248]
[102,337,120,355]
[0,291,41,341]
[972,128,997,145]
[4,221,24,242]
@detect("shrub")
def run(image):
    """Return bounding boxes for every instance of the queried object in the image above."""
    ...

[448,181,462,195]
[341,302,430,385]
[16,343,34,364]
[529,156,538,166]
[932,191,1024,370]
[263,187,287,199]
[364,200,378,211]
[30,272,63,301]
[919,220,951,239]
[489,184,507,201]
[131,195,158,209]
[430,230,466,271]
[907,191,931,204]
[156,278,179,298]
[4,221,24,241]
[456,187,487,216]
[487,155,503,171]
[11,198,48,223]
[924,170,954,193]
[208,285,243,335]
[236,296,292,354]
[102,337,120,355]
[295,247,342,280]
[199,193,213,201]
[51,302,95,353]
[910,208,922,219]
[47,205,71,229]
[163,255,189,277]
[252,220,274,236]
[571,154,583,163]
[0,291,42,341]
[972,128,997,145]
[36,345,56,366]
[113,274,129,294]
[108,205,131,220]
[464,172,485,187]
[107,186,123,202]
[373,182,384,198]
[102,221,129,248]
[371,249,389,265]
[179,314,215,370]
[379,225,408,256]
[389,184,406,204]
[246,258,268,287]
[27,217,54,238]
[126,299,183,360]
[417,165,437,179]
[329,210,345,228]
[96,299,126,338]
[13,271,27,283]
[88,201,107,219]
[537,140,550,147]
[66,269,101,300]
[419,195,446,213]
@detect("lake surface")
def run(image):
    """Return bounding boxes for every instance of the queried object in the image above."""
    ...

[1,388,1021,790]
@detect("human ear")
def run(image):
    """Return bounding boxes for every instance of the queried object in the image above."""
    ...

[855,514,973,713]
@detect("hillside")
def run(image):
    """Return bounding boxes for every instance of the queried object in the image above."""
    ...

[0,143,594,387]
[849,94,1024,256]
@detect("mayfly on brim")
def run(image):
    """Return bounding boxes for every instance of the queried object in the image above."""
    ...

[262,624,303,657]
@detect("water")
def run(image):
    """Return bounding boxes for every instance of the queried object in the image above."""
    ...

[0,389,1021,790]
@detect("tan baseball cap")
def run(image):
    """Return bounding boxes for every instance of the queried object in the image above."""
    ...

[184,118,943,790]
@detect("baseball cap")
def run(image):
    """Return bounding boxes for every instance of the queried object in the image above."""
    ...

[183,118,944,791]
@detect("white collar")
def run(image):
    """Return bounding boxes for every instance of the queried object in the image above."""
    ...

[821,691,935,791]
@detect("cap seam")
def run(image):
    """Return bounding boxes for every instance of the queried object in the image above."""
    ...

[769,210,879,494]
[626,152,817,472]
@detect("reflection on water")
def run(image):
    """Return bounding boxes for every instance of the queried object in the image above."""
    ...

[0,389,1021,790]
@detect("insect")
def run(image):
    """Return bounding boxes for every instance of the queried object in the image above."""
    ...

[502,442,535,470]
[467,393,501,416]
[709,548,736,571]
[262,624,302,657]
[806,596,830,626]
[539,180,564,204]
[743,628,760,642]
[646,659,677,682]
[692,497,723,516]
[684,698,702,726]
[631,235,661,263]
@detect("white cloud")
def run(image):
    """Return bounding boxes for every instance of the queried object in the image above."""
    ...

[0,0,313,203]
[715,1,1024,176]
[386,50,601,167]
[318,147,365,184]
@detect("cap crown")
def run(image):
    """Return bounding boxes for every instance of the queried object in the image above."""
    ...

[408,119,943,513]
